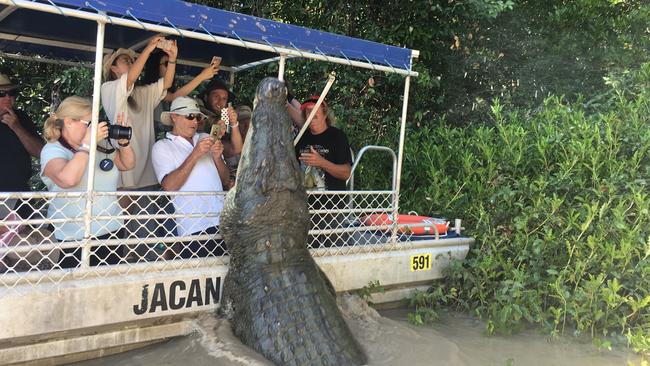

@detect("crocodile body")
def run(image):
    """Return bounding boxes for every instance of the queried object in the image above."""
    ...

[220,77,366,366]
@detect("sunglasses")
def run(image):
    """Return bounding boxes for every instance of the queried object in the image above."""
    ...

[183,113,204,121]
[0,89,18,98]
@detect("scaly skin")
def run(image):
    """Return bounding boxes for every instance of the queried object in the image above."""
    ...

[221,77,366,366]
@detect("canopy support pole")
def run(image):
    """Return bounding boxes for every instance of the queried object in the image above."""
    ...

[278,54,286,81]
[391,75,411,245]
[82,18,106,268]
[229,71,235,88]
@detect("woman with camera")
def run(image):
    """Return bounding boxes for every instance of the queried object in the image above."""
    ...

[40,96,134,267]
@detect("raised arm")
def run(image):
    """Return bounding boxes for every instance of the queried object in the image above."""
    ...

[161,40,178,90]
[286,99,305,128]
[127,36,164,90]
[210,139,230,189]
[226,106,243,155]
[165,61,219,102]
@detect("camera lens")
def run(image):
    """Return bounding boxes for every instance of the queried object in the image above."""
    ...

[108,124,132,140]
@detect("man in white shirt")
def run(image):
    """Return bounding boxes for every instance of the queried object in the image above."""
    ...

[152,97,230,258]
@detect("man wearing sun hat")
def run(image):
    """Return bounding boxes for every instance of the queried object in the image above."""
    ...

[0,72,43,194]
[198,78,243,189]
[151,96,229,258]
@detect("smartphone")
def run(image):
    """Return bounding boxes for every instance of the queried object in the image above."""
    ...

[211,56,222,67]
[156,39,173,51]
[210,123,222,138]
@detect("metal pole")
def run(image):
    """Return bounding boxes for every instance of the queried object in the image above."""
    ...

[81,19,106,268]
[390,75,411,245]
[293,72,336,146]
[278,54,286,81]
[229,70,235,87]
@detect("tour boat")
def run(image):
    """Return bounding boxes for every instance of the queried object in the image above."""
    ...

[0,1,473,364]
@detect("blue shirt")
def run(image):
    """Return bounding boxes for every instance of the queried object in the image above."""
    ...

[40,141,123,240]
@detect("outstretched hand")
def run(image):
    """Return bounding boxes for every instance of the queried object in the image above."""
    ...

[146,35,166,52]
[199,59,220,81]
[163,39,178,61]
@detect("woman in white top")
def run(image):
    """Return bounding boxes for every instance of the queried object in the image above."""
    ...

[101,36,176,189]
[40,96,134,267]
[101,36,178,260]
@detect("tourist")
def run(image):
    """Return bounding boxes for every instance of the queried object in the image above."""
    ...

[199,78,242,189]
[40,96,134,266]
[101,36,177,260]
[152,97,229,258]
[295,95,352,247]
[0,72,44,219]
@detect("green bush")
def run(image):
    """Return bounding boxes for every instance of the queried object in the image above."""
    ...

[403,62,650,352]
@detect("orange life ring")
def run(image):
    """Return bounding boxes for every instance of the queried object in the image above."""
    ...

[361,214,449,235]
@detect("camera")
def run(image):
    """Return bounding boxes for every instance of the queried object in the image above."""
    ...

[108,124,132,140]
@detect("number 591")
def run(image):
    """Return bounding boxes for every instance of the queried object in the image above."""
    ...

[410,254,432,272]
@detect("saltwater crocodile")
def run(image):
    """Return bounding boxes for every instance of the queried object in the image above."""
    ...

[220,77,367,366]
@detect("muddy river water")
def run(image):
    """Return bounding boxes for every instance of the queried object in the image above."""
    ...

[76,295,644,366]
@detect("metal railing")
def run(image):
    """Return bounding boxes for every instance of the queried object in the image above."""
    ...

[348,145,398,191]
[0,189,425,288]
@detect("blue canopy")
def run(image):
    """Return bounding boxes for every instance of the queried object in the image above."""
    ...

[0,0,415,73]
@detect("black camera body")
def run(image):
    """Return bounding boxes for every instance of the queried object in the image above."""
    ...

[108,124,132,140]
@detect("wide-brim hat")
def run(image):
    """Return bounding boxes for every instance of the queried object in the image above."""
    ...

[0,73,16,89]
[200,78,236,110]
[160,96,207,126]
[102,48,137,81]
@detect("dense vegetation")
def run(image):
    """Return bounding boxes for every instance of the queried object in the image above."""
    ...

[1,0,648,354]
[407,63,650,353]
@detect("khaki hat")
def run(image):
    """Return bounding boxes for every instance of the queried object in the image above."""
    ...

[160,97,207,126]
[102,48,137,80]
[0,73,16,89]
[236,105,252,120]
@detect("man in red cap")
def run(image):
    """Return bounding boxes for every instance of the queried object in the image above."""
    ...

[295,96,352,190]
[295,96,352,247]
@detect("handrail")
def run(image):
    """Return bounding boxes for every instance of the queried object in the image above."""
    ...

[347,145,397,192]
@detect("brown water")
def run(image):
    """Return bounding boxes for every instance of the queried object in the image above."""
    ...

[76,295,644,366]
